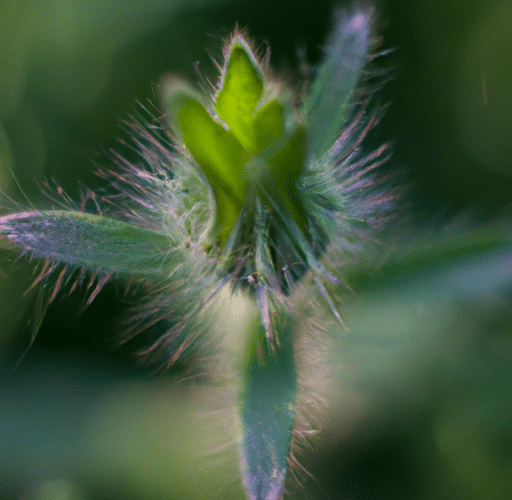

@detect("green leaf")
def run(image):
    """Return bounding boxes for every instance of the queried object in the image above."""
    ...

[0,210,173,276]
[348,225,512,293]
[304,7,373,161]
[327,237,512,406]
[216,39,264,151]
[238,304,297,500]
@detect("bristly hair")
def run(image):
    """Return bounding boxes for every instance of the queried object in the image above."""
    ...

[93,104,223,370]
[97,102,214,245]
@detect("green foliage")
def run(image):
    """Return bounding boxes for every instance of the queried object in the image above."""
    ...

[1,3,512,500]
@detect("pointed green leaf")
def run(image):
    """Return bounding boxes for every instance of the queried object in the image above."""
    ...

[238,301,297,500]
[304,8,373,161]
[0,210,173,276]
[216,39,264,151]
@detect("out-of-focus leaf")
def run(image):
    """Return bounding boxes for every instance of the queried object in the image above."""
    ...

[349,225,512,294]
[317,228,512,417]
[303,227,512,500]
[0,355,244,500]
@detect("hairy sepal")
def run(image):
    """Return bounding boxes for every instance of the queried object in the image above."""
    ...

[0,210,173,277]
[304,5,375,162]
[237,292,297,500]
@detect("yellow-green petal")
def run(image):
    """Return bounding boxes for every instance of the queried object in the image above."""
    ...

[253,98,284,151]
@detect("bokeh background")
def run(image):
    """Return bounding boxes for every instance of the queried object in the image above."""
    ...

[1,0,511,499]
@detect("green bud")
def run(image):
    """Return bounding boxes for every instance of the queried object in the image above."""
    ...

[164,36,307,246]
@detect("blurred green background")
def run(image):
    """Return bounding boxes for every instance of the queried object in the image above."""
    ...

[1,0,512,499]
